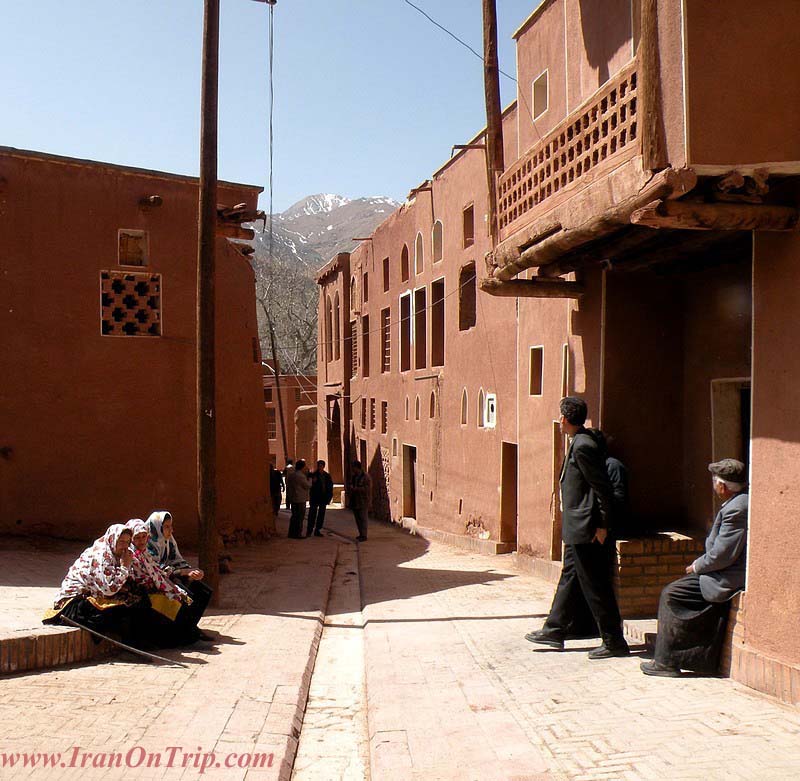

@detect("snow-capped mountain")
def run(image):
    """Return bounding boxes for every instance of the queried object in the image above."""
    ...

[249,193,400,270]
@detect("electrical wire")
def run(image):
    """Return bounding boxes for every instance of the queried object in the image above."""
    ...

[400,0,543,141]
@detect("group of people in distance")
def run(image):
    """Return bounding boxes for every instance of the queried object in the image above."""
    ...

[527,396,748,678]
[43,511,213,651]
[269,458,372,542]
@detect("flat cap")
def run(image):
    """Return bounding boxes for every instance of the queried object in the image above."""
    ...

[708,458,747,483]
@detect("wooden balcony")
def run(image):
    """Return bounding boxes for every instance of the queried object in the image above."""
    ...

[498,60,640,242]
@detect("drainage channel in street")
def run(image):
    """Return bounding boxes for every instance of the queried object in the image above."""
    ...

[292,542,370,780]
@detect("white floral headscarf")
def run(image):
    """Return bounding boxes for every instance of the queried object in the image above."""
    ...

[54,524,132,605]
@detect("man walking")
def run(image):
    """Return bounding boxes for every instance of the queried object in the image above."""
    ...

[307,460,334,537]
[526,397,629,659]
[286,459,310,539]
[348,460,371,542]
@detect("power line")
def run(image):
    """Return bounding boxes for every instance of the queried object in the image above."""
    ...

[400,0,543,141]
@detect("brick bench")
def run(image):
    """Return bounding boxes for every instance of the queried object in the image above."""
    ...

[614,532,706,619]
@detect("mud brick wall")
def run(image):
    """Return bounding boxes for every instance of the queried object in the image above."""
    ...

[615,533,706,618]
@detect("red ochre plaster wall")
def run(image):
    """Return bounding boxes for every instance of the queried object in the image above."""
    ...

[746,232,800,672]
[0,149,271,546]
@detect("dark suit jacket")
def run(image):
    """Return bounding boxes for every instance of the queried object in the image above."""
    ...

[560,429,613,544]
[693,491,748,603]
[310,470,334,504]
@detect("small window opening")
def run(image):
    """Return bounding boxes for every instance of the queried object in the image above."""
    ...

[415,395,420,421]
[401,244,410,282]
[431,278,445,367]
[429,391,436,419]
[461,388,468,425]
[415,232,424,275]
[458,263,477,331]
[383,257,390,292]
[529,347,544,396]
[414,287,427,369]
[478,389,485,428]
[381,401,388,434]
[400,293,411,371]
[462,205,475,248]
[532,70,549,120]
[432,221,443,263]
[118,229,148,267]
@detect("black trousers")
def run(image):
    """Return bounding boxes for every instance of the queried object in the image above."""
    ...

[307,502,327,535]
[654,574,730,673]
[544,541,625,644]
[288,502,306,537]
[352,507,368,538]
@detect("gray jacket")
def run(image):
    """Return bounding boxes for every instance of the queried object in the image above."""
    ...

[693,491,748,603]
[286,470,311,504]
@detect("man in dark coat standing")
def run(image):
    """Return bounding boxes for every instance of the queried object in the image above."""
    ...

[526,397,629,659]
[307,460,334,537]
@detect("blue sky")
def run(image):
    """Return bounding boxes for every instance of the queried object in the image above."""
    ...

[1,0,542,212]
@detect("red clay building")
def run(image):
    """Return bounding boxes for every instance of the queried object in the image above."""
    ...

[262,364,317,467]
[0,147,272,545]
[317,1,800,705]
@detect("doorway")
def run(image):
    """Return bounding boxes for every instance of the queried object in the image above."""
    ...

[328,399,343,483]
[500,442,518,546]
[550,420,566,560]
[402,445,417,519]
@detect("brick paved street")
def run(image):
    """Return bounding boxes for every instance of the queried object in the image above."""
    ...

[357,514,800,781]
[2,512,800,780]
[0,519,339,780]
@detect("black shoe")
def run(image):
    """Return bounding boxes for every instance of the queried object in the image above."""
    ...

[588,641,630,660]
[524,630,564,650]
[356,535,367,542]
[640,660,681,677]
[314,531,323,537]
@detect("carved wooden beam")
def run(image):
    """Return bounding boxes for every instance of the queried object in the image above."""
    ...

[216,224,255,240]
[630,199,800,231]
[537,227,659,278]
[492,167,697,281]
[479,277,585,298]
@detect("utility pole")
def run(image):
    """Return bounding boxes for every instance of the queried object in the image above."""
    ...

[268,319,290,462]
[197,0,220,595]
[196,0,276,597]
[482,0,505,248]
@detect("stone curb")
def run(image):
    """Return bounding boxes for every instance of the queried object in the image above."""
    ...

[277,542,340,781]
[0,625,113,676]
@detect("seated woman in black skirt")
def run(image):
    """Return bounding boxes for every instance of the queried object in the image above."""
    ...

[43,523,154,648]
[146,510,213,643]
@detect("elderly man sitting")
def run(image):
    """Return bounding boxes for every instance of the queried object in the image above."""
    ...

[641,459,748,677]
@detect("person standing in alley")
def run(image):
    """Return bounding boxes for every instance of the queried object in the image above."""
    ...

[282,458,295,511]
[307,460,334,537]
[526,397,629,659]
[348,460,371,542]
[269,463,284,519]
[286,459,310,539]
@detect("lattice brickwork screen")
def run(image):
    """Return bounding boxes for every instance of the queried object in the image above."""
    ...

[101,271,161,336]
[498,63,638,233]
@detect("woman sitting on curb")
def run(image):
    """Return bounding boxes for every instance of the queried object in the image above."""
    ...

[147,510,213,643]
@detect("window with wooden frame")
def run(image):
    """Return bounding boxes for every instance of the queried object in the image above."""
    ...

[350,319,358,378]
[370,398,376,430]
[415,232,424,275]
[401,244,410,282]
[431,278,445,367]
[266,408,277,439]
[414,287,427,370]
[400,293,411,371]
[118,229,148,267]
[380,307,391,373]
[383,257,390,292]
[362,314,371,377]
[381,401,388,434]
